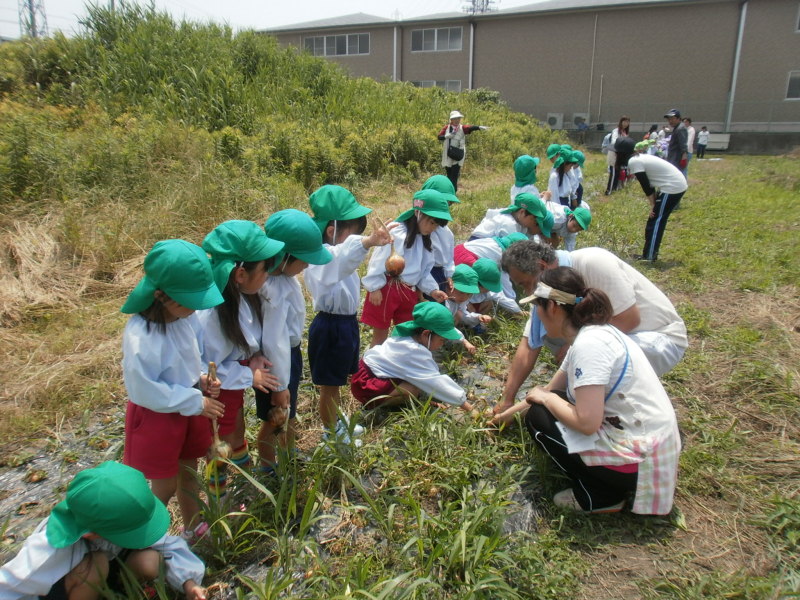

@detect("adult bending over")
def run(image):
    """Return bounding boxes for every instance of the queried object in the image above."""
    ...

[437,110,488,191]
[494,241,687,416]
[523,267,680,515]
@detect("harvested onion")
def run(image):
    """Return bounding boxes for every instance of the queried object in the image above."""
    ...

[385,251,405,277]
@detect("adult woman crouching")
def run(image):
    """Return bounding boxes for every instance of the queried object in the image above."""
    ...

[523,267,680,515]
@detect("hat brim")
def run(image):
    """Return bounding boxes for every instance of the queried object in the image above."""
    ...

[453,282,480,295]
[291,245,333,265]
[46,492,170,549]
[120,277,158,314]
[396,208,453,222]
[479,278,502,293]
[169,281,225,311]
[499,205,518,215]
[432,326,462,341]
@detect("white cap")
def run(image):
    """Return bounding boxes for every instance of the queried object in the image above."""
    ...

[449,110,464,120]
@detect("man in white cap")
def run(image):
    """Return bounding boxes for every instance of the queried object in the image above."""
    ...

[437,110,489,191]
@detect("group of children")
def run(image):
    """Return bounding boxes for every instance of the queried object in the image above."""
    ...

[0,147,596,599]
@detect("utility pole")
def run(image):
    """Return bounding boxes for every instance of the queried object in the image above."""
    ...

[18,0,47,38]
[462,0,498,14]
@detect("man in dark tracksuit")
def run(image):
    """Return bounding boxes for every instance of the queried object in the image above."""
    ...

[663,108,688,170]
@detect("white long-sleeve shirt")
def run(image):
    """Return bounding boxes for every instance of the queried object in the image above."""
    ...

[0,518,204,599]
[509,183,540,202]
[362,336,466,406]
[470,290,522,314]
[547,170,572,202]
[470,209,527,240]
[197,300,261,391]
[445,298,480,329]
[361,222,438,295]
[121,314,205,416]
[305,235,369,315]
[430,226,456,277]
[259,274,305,392]
[461,237,518,301]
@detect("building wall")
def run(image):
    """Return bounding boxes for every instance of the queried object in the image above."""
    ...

[733,0,800,128]
[474,1,741,129]
[274,27,396,80]
[398,20,472,89]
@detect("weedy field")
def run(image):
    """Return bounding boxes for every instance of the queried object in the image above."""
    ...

[0,7,797,597]
[1,152,798,599]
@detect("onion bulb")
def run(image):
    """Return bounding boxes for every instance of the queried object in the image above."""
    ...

[385,251,405,277]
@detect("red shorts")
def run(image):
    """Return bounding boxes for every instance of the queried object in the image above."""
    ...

[216,388,244,437]
[124,401,212,480]
[453,244,479,266]
[351,360,402,406]
[360,277,418,330]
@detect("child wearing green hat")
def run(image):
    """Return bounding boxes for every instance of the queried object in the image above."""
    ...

[568,150,585,206]
[470,193,552,244]
[305,185,392,445]
[198,220,285,495]
[421,175,460,294]
[454,233,527,314]
[352,302,475,412]
[361,189,452,347]
[120,239,225,541]
[0,461,206,599]
[443,263,487,354]
[257,209,334,468]
[543,149,578,209]
[509,155,541,202]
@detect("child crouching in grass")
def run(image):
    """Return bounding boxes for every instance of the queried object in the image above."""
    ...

[444,263,489,354]
[351,302,474,413]
[120,239,224,543]
[0,462,206,599]
[305,185,392,445]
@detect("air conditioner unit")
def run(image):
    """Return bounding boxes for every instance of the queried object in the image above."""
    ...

[546,113,563,129]
[572,112,589,128]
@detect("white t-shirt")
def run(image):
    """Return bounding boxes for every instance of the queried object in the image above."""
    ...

[570,248,688,349]
[697,130,709,145]
[470,208,528,240]
[628,154,688,194]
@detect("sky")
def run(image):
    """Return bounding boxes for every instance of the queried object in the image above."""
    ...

[1,0,544,40]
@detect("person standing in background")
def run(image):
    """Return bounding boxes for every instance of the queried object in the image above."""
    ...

[683,117,696,175]
[437,110,488,192]
[696,126,709,158]
[663,109,688,171]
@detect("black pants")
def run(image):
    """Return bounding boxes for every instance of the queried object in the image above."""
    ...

[525,402,637,510]
[696,144,706,158]
[445,164,461,191]
[643,190,684,260]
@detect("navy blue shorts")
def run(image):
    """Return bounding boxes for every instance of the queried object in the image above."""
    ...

[308,312,360,386]
[255,345,302,420]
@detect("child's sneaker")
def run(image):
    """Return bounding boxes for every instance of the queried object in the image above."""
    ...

[337,416,365,437]
[553,488,625,514]
[180,521,209,546]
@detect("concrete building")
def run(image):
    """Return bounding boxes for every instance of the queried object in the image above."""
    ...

[264,0,800,144]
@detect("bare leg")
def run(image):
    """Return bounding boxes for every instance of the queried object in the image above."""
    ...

[149,476,177,509]
[370,327,389,347]
[257,410,286,468]
[65,551,109,600]
[125,549,161,582]
[363,382,420,409]
[319,385,340,429]
[220,409,246,451]
[176,459,202,530]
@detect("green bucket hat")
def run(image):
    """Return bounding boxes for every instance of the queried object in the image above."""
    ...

[573,150,586,166]
[501,193,547,218]
[493,232,528,250]
[565,206,592,230]
[121,239,224,314]
[47,462,170,549]
[264,209,333,266]
[452,264,480,295]
[537,210,554,238]
[634,141,649,153]
[564,149,579,164]
[546,143,562,159]
[392,301,461,340]
[308,185,372,234]
[396,189,453,223]
[560,144,573,153]
[203,220,285,292]
[472,258,503,293]
[554,150,575,169]
[421,175,460,204]
[513,155,540,187]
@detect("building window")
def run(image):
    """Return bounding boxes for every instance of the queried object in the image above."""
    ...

[304,33,369,56]
[411,27,462,52]
[787,71,800,99]
[411,80,462,92]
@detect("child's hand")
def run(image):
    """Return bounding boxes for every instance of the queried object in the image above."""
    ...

[200,373,221,398]
[478,314,492,324]
[444,278,454,294]
[368,290,383,306]
[540,190,552,201]
[183,580,207,600]
[253,368,280,393]
[430,290,448,303]
[202,396,225,419]
[463,340,477,355]
[249,354,272,371]
[365,218,395,249]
